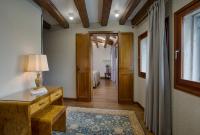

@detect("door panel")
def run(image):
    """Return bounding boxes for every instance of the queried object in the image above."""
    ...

[76,33,91,101]
[118,32,134,104]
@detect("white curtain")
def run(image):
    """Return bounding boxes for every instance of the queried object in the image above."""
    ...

[145,0,172,135]
[111,45,117,83]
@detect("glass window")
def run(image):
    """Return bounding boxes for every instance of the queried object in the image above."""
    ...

[138,31,148,78]
[174,0,200,96]
[182,9,200,82]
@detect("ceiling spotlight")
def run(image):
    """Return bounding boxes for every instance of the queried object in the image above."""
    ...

[69,16,74,20]
[114,10,120,18]
[115,13,120,18]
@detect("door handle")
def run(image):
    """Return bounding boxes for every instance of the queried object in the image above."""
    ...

[175,50,180,60]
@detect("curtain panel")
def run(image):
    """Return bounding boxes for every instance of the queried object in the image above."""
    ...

[145,0,172,135]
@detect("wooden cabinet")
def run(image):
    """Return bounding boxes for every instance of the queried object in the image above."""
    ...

[30,96,50,115]
[0,86,64,135]
[50,89,63,102]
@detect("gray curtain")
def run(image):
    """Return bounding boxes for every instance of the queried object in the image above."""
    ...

[145,0,172,135]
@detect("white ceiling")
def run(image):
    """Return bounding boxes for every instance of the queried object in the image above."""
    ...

[109,0,128,21]
[43,0,147,26]
[85,0,101,23]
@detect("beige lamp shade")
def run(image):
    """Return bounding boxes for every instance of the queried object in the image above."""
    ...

[26,54,49,72]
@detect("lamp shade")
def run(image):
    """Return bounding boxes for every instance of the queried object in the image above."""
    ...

[26,54,49,72]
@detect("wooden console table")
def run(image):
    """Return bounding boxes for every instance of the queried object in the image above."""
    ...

[0,86,64,135]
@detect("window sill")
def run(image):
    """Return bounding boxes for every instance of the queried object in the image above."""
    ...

[138,72,146,79]
[174,80,200,97]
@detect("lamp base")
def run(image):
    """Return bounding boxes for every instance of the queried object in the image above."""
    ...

[35,72,42,90]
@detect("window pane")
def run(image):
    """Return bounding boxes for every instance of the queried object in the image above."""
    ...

[140,37,148,73]
[181,9,200,82]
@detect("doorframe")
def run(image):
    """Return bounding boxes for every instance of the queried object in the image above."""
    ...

[89,31,119,102]
[76,32,134,104]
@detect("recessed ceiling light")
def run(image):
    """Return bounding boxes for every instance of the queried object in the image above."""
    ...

[114,10,120,18]
[69,16,74,20]
[115,13,120,18]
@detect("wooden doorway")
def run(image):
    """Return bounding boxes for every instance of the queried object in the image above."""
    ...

[76,32,134,104]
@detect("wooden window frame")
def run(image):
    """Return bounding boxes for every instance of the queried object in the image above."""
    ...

[174,0,200,96]
[138,31,148,79]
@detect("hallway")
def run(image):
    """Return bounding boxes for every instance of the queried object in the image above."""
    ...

[92,79,118,103]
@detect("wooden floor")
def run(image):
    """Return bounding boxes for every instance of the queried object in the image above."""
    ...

[92,79,118,103]
[64,79,153,135]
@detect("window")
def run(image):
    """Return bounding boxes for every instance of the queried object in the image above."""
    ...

[174,0,200,96]
[138,31,148,78]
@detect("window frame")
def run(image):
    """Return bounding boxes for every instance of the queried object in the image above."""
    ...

[138,31,148,79]
[174,0,200,96]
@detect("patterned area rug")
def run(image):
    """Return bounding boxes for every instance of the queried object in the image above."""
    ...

[53,107,144,135]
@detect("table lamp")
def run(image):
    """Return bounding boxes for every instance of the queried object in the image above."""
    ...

[26,54,49,90]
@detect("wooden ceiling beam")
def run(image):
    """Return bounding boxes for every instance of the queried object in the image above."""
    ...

[131,0,155,26]
[119,0,140,25]
[104,35,110,48]
[43,20,51,29]
[93,35,99,48]
[74,0,89,28]
[101,0,112,26]
[34,0,69,28]
[91,38,104,43]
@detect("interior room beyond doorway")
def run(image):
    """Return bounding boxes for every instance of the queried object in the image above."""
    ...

[91,33,118,103]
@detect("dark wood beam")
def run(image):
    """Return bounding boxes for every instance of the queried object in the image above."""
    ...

[91,38,113,47]
[93,35,99,48]
[101,0,112,26]
[119,0,140,25]
[95,42,99,48]
[89,31,117,35]
[104,35,110,48]
[34,0,69,28]
[91,38,104,43]
[131,0,154,26]
[43,20,51,29]
[108,40,114,45]
[74,0,89,28]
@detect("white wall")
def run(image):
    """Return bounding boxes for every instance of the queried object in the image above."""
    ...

[43,22,133,98]
[93,45,111,77]
[171,0,200,135]
[0,0,41,98]
[133,18,148,107]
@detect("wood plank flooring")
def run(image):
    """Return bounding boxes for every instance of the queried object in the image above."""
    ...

[64,79,153,135]
[92,79,118,103]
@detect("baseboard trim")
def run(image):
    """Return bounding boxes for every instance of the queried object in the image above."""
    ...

[118,99,134,104]
[63,97,77,101]
[134,102,144,111]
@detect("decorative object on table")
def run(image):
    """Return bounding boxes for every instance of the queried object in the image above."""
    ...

[52,107,145,135]
[26,54,49,93]
[30,87,48,95]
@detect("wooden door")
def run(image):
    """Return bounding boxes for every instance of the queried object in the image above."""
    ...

[76,33,91,101]
[118,32,134,104]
